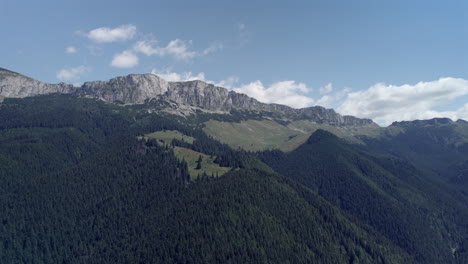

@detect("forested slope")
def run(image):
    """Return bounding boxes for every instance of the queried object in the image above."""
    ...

[0,95,414,263]
[259,130,468,263]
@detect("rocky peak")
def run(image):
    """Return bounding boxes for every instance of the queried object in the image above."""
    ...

[0,67,20,77]
[78,74,168,104]
[162,80,376,126]
[165,80,231,110]
[0,68,378,127]
[0,68,75,98]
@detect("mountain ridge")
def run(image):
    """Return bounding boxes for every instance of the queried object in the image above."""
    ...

[1,69,467,263]
[0,67,375,127]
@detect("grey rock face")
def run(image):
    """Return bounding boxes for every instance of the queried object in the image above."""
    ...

[78,74,168,104]
[164,80,266,111]
[0,68,377,127]
[162,80,375,126]
[0,68,75,97]
[165,80,230,109]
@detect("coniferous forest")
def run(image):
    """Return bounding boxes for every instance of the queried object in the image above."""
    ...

[0,94,467,263]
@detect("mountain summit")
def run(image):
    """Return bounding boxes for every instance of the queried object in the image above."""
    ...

[0,68,75,98]
[0,68,376,127]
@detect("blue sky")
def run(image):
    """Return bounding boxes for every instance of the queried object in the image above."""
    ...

[1,0,468,125]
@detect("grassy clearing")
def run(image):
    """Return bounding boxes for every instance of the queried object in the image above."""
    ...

[203,119,382,152]
[174,147,231,180]
[203,120,309,152]
[145,130,195,145]
[144,130,230,179]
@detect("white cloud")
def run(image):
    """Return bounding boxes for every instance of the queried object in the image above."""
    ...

[214,76,239,89]
[157,39,194,59]
[234,80,314,108]
[134,39,220,60]
[151,69,206,82]
[337,78,468,126]
[86,24,136,43]
[456,103,468,119]
[111,50,139,68]
[65,46,78,54]
[56,66,90,81]
[319,83,333,94]
[316,87,350,108]
[201,42,223,55]
[133,40,159,56]
[134,39,195,59]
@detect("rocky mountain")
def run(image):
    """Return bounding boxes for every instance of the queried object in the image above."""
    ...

[359,117,468,187]
[0,68,376,127]
[0,68,75,97]
[1,68,468,263]
[78,74,169,104]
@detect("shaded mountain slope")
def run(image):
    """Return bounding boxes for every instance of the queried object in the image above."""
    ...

[361,118,468,187]
[259,130,468,263]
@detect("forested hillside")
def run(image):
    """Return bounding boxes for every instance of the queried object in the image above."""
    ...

[360,119,468,189]
[259,130,468,263]
[0,94,416,263]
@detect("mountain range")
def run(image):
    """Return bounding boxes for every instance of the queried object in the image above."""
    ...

[0,67,374,126]
[0,67,467,263]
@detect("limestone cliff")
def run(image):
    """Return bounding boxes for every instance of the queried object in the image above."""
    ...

[0,68,377,127]
[0,68,75,97]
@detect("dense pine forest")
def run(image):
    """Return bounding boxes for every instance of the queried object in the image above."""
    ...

[259,130,468,263]
[0,94,467,263]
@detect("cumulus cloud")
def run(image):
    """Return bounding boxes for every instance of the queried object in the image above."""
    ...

[65,46,78,54]
[159,39,195,59]
[337,78,468,126]
[151,69,206,82]
[134,39,220,60]
[201,42,223,55]
[319,83,333,94]
[56,66,90,81]
[134,39,195,59]
[316,87,351,108]
[214,76,239,89]
[133,40,158,55]
[111,50,139,68]
[86,24,136,43]
[234,80,314,108]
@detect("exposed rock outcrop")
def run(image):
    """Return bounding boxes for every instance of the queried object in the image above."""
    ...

[78,74,168,104]
[0,68,377,127]
[0,68,75,97]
